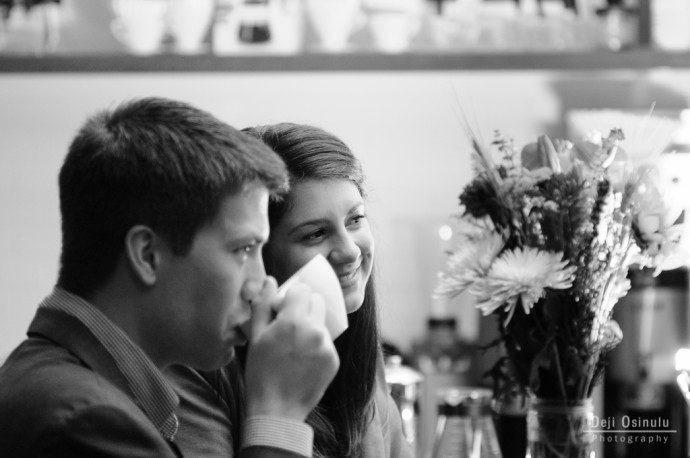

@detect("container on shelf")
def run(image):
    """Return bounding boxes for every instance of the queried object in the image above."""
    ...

[110,0,168,55]
[166,0,215,54]
[1,1,62,54]
[303,0,361,52]
[213,0,303,55]
[362,0,424,53]
[411,316,472,457]
[385,354,424,449]
[430,387,502,458]
[650,0,690,51]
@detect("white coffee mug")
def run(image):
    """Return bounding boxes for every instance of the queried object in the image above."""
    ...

[304,0,362,52]
[275,254,348,339]
[110,0,168,55]
[166,0,216,54]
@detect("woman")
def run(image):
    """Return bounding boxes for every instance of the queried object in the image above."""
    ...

[167,123,410,457]
[244,123,409,457]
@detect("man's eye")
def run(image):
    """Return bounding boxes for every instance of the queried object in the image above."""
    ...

[235,243,258,257]
[302,229,325,242]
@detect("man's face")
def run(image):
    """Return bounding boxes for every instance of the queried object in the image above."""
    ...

[155,184,269,370]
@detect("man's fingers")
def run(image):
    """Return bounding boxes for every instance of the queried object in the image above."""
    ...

[261,276,279,303]
[240,277,279,342]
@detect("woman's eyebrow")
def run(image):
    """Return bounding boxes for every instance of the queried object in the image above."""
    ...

[287,218,328,236]
[347,203,365,214]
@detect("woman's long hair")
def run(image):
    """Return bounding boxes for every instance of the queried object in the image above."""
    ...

[244,123,380,457]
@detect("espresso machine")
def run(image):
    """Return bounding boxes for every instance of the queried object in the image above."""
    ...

[605,267,689,458]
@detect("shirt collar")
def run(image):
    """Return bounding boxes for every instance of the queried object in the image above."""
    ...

[40,287,180,440]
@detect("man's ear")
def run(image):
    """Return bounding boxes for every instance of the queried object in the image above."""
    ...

[124,225,160,286]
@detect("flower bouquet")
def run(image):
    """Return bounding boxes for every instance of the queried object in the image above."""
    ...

[435,128,688,457]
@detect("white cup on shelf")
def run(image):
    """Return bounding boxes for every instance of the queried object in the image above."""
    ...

[363,0,422,53]
[110,0,168,55]
[166,0,216,54]
[304,0,362,52]
[651,0,690,51]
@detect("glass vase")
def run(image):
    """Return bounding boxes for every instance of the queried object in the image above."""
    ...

[526,397,595,458]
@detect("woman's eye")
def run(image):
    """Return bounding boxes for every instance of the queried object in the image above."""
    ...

[348,214,366,226]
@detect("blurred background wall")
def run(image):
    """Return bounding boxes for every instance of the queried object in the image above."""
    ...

[2,68,690,358]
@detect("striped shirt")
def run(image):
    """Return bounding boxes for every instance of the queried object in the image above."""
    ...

[243,415,313,456]
[41,288,180,440]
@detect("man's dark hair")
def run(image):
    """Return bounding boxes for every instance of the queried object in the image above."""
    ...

[57,97,287,298]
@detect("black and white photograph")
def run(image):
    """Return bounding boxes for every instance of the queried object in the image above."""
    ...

[2,1,690,457]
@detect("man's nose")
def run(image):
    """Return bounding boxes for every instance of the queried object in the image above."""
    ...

[241,255,267,304]
[247,253,267,284]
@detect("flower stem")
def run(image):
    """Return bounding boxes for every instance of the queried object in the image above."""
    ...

[552,341,569,400]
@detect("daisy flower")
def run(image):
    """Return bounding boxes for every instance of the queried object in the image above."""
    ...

[434,232,504,299]
[632,165,688,274]
[636,224,689,275]
[572,129,624,172]
[471,247,576,324]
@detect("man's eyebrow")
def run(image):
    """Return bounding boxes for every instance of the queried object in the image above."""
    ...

[226,229,267,245]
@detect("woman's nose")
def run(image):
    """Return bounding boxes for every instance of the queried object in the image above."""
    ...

[328,231,360,264]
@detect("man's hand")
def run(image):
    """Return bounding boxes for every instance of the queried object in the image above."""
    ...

[243,280,339,421]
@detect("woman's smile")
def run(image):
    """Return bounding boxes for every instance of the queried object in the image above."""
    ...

[337,264,360,289]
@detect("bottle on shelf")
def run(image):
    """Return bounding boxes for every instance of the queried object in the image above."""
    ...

[384,354,424,451]
[595,0,639,51]
[431,387,502,458]
[411,316,472,457]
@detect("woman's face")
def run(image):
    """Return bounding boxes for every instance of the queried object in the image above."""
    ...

[266,178,374,313]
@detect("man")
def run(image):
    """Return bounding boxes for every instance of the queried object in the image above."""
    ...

[0,97,339,457]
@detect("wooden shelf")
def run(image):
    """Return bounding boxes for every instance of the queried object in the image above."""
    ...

[1,49,690,73]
